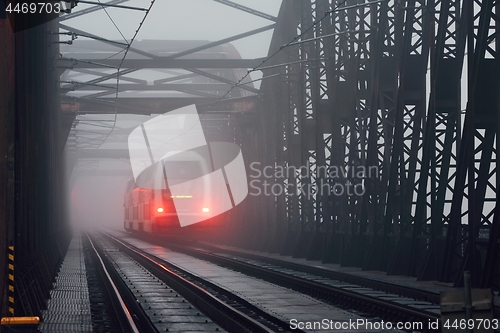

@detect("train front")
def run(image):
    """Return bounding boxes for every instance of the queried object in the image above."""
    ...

[150,151,215,232]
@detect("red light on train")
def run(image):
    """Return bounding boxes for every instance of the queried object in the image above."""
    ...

[202,207,210,213]
[157,207,164,213]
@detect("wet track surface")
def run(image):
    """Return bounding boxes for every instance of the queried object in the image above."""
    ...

[95,235,227,333]
[38,230,499,333]
[104,230,416,332]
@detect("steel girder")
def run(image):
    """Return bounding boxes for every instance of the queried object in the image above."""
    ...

[58,1,271,153]
[258,0,500,291]
[0,17,72,317]
[442,0,500,289]
[253,1,298,253]
[260,0,414,264]
[63,58,265,69]
[380,0,430,273]
[409,0,466,280]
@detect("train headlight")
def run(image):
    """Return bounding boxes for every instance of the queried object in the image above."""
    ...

[202,207,209,213]
[157,207,164,213]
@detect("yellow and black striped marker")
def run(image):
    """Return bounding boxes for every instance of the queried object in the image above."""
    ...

[7,246,14,315]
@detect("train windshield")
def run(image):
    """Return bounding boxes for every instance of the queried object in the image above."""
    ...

[163,161,205,183]
[134,147,212,189]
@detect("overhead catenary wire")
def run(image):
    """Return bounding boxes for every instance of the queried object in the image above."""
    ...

[215,0,388,104]
[64,0,154,148]
[97,0,129,44]
[95,0,157,148]
[234,73,281,87]
[102,47,127,60]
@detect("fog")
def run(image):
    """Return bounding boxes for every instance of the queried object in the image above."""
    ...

[71,175,129,229]
[68,113,149,230]
[64,1,281,230]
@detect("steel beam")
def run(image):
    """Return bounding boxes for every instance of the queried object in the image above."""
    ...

[211,0,278,22]
[376,0,429,274]
[409,0,466,280]
[67,58,265,69]
[61,95,259,115]
[442,0,499,289]
[0,18,14,318]
[61,82,234,91]
[164,24,276,60]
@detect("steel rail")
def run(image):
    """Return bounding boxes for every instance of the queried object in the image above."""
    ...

[159,240,442,325]
[195,242,441,303]
[189,242,500,318]
[103,233,288,333]
[86,234,144,333]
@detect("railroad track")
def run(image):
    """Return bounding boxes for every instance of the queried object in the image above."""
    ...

[85,233,145,333]
[186,241,500,319]
[90,233,304,333]
[142,235,444,328]
[195,242,442,303]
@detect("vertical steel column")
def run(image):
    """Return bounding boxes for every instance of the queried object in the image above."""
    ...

[357,0,393,270]
[258,0,301,252]
[291,0,327,258]
[7,16,70,317]
[442,0,499,288]
[323,0,353,264]
[307,0,336,260]
[338,0,364,267]
[318,0,337,257]
[0,18,15,318]
[479,0,500,291]
[289,0,315,258]
[410,0,466,279]
[373,0,429,272]
[339,0,389,267]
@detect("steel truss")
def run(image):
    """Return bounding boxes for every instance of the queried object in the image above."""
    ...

[58,0,269,172]
[255,0,500,291]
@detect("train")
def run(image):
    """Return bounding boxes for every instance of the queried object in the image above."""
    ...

[124,145,216,233]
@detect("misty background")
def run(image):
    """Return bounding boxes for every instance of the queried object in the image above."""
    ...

[66,0,282,230]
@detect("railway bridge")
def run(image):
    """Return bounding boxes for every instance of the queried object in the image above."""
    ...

[0,0,499,331]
